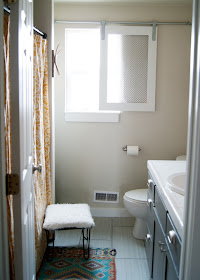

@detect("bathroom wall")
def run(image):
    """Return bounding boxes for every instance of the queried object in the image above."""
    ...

[54,3,191,210]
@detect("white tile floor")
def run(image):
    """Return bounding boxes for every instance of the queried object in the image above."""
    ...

[54,217,150,280]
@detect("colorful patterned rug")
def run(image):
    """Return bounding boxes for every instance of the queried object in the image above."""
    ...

[37,248,117,280]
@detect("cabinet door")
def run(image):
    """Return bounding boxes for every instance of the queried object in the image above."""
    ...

[153,212,179,280]
[145,191,154,277]
[153,213,166,280]
[164,251,179,280]
[166,214,181,274]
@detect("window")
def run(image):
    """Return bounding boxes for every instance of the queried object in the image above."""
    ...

[100,26,157,112]
[65,28,100,112]
[65,25,157,122]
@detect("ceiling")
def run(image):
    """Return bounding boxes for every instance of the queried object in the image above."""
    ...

[54,0,192,4]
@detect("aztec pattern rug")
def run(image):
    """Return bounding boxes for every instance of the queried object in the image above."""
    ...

[36,248,117,280]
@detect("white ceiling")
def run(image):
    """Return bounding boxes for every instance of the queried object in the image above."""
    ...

[54,0,192,4]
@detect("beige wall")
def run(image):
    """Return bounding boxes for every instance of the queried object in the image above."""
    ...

[54,3,191,208]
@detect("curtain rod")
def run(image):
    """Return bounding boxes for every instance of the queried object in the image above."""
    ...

[4,6,47,39]
[55,20,191,26]
[4,6,10,14]
[55,20,191,41]
[33,27,47,39]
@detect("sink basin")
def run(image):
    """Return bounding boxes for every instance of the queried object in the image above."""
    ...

[167,172,186,195]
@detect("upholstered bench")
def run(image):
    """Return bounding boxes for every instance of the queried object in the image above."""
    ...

[43,204,95,260]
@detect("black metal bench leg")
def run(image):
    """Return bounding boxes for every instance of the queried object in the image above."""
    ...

[82,228,91,260]
[46,227,92,261]
[46,230,55,262]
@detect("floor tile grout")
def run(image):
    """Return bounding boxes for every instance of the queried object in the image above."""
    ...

[115,257,147,260]
[115,257,148,260]
[90,238,112,240]
[111,218,113,249]
[113,226,134,227]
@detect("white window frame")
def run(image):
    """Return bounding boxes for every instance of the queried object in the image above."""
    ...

[65,111,120,123]
[64,25,157,122]
[64,27,120,123]
[99,25,157,112]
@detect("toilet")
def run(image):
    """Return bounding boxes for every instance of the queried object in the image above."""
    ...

[123,189,147,240]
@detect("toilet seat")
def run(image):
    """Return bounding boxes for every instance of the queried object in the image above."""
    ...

[124,189,147,204]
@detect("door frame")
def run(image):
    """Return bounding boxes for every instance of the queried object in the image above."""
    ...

[0,2,10,279]
[180,0,200,278]
[1,0,200,279]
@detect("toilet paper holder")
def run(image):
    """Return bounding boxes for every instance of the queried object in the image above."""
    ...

[122,145,141,152]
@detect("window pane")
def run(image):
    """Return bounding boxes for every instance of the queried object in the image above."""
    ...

[107,34,148,104]
[65,29,100,111]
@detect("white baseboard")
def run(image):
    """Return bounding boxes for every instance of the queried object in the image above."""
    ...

[90,207,132,217]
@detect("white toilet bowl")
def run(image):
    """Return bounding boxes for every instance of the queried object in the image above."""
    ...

[123,189,147,240]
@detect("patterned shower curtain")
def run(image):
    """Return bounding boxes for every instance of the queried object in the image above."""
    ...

[4,13,15,280]
[33,34,52,272]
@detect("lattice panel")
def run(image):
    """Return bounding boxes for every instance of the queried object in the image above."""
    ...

[107,34,148,104]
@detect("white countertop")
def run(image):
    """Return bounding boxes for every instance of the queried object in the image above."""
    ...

[147,160,186,240]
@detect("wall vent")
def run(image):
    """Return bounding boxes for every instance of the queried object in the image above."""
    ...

[94,191,119,203]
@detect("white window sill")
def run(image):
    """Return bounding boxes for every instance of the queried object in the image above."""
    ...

[65,111,120,123]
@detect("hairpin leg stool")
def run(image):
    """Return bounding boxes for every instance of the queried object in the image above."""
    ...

[43,204,95,261]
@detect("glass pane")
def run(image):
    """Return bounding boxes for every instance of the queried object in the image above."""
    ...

[65,29,100,111]
[107,34,148,104]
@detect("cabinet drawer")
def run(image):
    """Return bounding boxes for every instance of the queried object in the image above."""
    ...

[154,186,167,231]
[166,213,181,274]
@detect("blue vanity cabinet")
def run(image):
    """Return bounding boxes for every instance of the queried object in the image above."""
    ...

[146,173,180,280]
[153,212,167,279]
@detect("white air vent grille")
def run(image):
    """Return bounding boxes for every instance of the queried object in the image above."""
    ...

[94,191,119,203]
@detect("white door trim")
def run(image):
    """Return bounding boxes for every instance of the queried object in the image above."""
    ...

[0,2,10,280]
[10,3,23,278]
[180,0,200,279]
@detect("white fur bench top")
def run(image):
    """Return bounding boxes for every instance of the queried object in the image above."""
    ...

[43,203,95,230]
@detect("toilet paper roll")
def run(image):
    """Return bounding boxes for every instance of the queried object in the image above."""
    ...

[127,146,139,156]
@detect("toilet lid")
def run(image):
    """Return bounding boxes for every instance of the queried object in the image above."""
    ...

[124,189,147,202]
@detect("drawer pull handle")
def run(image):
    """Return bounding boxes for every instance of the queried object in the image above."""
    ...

[147,179,153,188]
[145,234,151,242]
[167,230,176,245]
[147,198,153,207]
[160,245,166,253]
